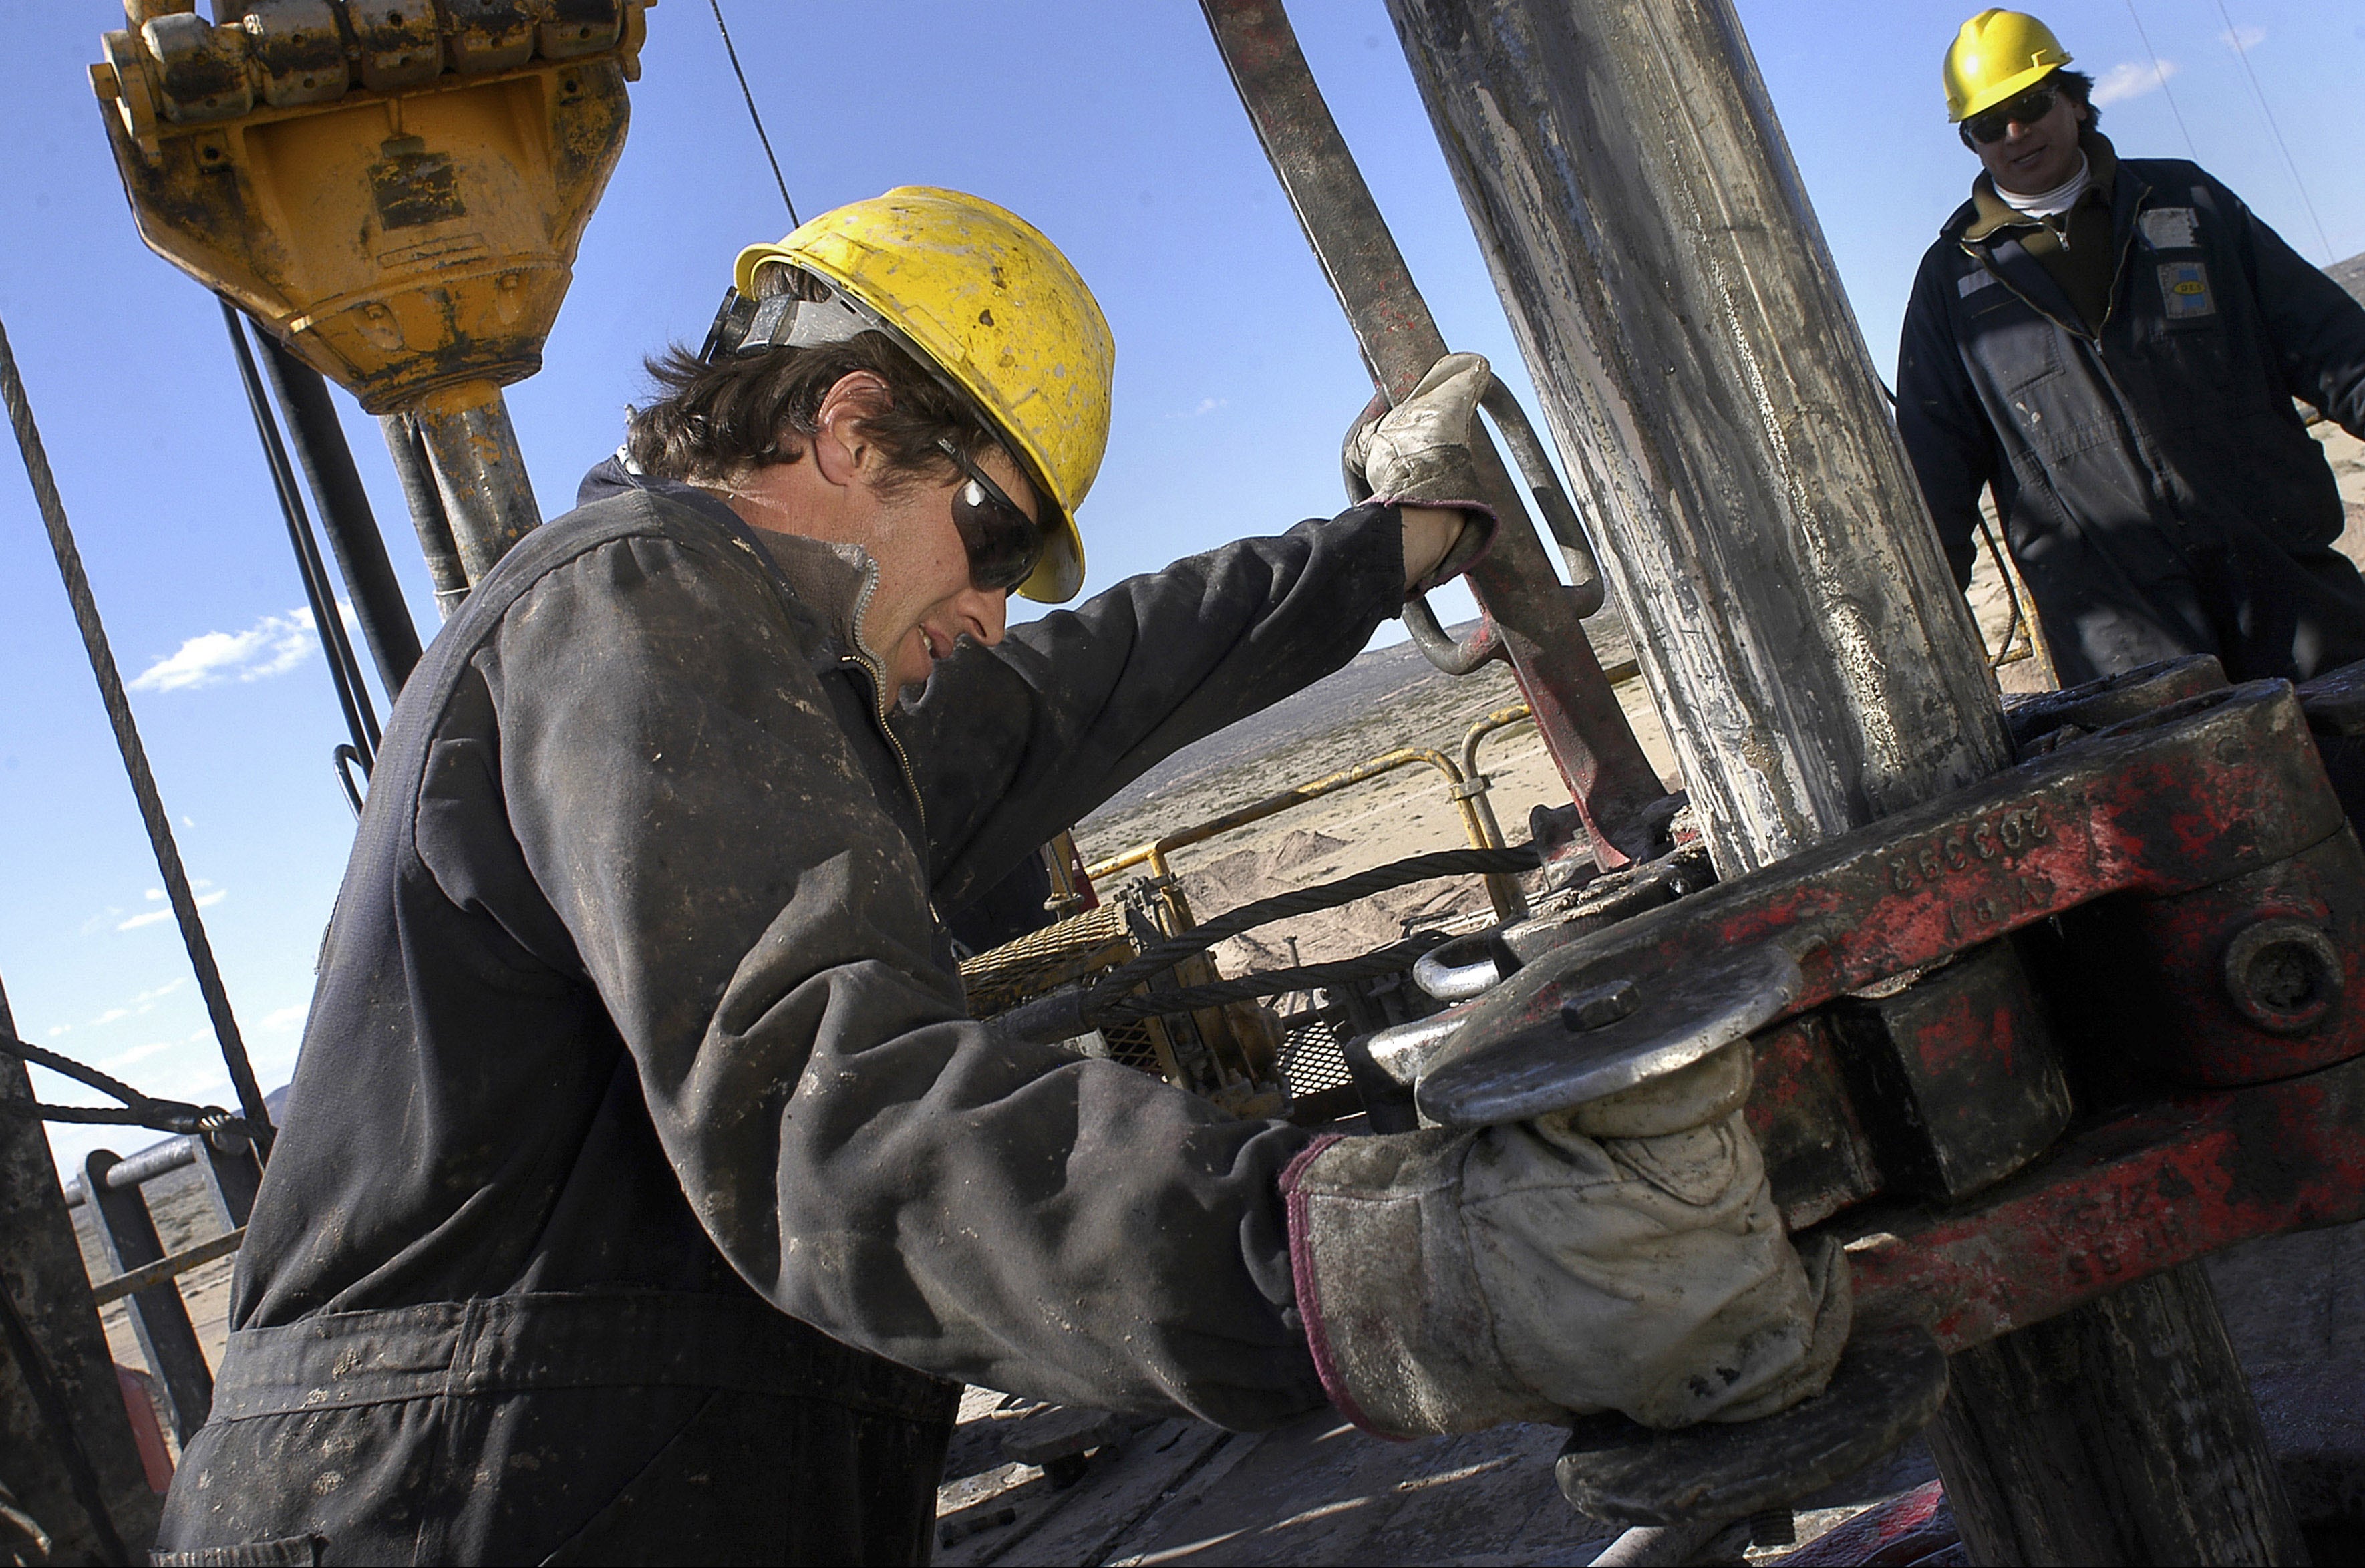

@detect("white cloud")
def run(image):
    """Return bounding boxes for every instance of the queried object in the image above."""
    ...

[128,603,356,693]
[100,1039,176,1071]
[2219,24,2265,53]
[259,1005,307,1032]
[2093,59,2178,106]
[82,979,187,1022]
[112,888,222,931]
[1168,397,1229,420]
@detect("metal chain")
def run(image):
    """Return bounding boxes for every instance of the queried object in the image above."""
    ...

[0,313,274,1152]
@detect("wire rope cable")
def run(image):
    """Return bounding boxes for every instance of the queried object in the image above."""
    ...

[0,1030,249,1139]
[710,0,800,227]
[220,301,381,778]
[2209,0,2335,263]
[0,312,274,1154]
[2121,1,2202,162]
[985,846,1542,1046]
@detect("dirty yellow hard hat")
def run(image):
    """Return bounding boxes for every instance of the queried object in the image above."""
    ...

[734,187,1112,603]
[1943,9,2072,123]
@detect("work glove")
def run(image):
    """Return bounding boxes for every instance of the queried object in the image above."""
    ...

[1342,351,1499,595]
[1279,1045,1850,1438]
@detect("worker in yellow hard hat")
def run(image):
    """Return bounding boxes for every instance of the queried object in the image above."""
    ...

[158,186,1847,1563]
[1899,10,2365,688]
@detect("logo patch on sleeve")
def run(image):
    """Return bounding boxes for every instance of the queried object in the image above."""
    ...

[2139,206,2200,251]
[2158,260,2216,319]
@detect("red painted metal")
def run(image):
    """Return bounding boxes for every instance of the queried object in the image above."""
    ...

[1434,675,2365,1356]
[1840,1054,2365,1352]
[1428,681,2356,1106]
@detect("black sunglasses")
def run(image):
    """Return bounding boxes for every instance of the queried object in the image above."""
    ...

[935,438,1046,594]
[1963,84,2061,146]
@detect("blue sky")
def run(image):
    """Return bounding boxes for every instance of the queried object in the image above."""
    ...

[4,1,2360,1173]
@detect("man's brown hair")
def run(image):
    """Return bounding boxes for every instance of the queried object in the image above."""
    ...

[625,333,993,492]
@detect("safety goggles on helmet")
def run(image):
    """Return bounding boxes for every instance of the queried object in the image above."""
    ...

[1962,82,2060,145]
[935,438,1044,594]
[700,265,1048,594]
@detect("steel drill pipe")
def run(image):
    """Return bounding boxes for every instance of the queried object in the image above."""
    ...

[1381,0,2300,1553]
[1384,0,2007,877]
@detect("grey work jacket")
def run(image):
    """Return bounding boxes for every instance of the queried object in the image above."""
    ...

[1896,138,2365,685]
[154,462,1410,1564]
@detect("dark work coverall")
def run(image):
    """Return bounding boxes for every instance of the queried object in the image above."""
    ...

[153,460,1413,1565]
[1897,130,2365,687]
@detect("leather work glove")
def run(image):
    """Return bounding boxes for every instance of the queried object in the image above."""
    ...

[1279,1046,1850,1438]
[1342,352,1499,595]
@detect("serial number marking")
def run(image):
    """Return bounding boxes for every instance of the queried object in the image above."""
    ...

[1884,803,2051,895]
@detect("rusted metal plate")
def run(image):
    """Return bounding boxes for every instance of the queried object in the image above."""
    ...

[1828,940,2071,1203]
[1417,683,2352,1127]
[1839,1053,2365,1353]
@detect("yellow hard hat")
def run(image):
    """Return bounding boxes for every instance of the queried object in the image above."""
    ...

[734,187,1112,603]
[1944,9,2072,123]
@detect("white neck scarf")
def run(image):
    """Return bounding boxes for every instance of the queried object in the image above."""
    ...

[1996,152,2092,219]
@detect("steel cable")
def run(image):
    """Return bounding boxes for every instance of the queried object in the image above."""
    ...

[0,313,274,1152]
[221,301,380,774]
[1094,932,1452,1022]
[1091,846,1539,1004]
[987,846,1539,1046]
[0,1032,246,1140]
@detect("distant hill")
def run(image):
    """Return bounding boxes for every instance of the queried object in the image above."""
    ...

[2330,251,2365,308]
[1080,606,1633,828]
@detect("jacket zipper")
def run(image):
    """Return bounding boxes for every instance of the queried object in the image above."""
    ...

[840,564,929,842]
[1957,178,2150,343]
[1957,180,2184,529]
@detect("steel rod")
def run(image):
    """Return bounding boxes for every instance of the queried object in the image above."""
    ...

[220,301,379,767]
[1386,0,2007,877]
[89,1228,245,1309]
[0,313,272,1148]
[1201,0,1670,869]
[380,413,470,619]
[411,381,543,585]
[250,329,423,696]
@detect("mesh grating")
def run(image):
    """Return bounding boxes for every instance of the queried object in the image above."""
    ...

[1096,1017,1169,1076]
[959,903,1136,1020]
[1278,1013,1354,1096]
